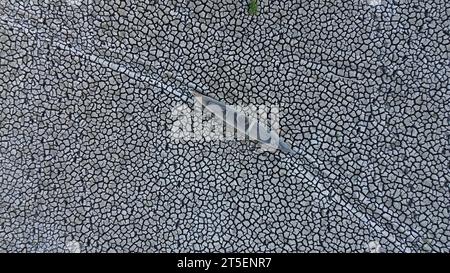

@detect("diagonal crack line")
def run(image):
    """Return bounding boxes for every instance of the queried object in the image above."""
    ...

[284,151,434,252]
[282,156,413,252]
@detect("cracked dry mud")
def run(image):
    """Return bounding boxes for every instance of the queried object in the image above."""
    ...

[0,0,449,252]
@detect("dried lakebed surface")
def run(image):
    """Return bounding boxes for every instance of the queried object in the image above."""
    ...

[0,0,449,252]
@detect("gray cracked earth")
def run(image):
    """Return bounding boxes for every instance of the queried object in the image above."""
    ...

[0,0,449,252]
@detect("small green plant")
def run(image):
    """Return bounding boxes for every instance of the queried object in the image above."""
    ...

[248,0,258,15]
